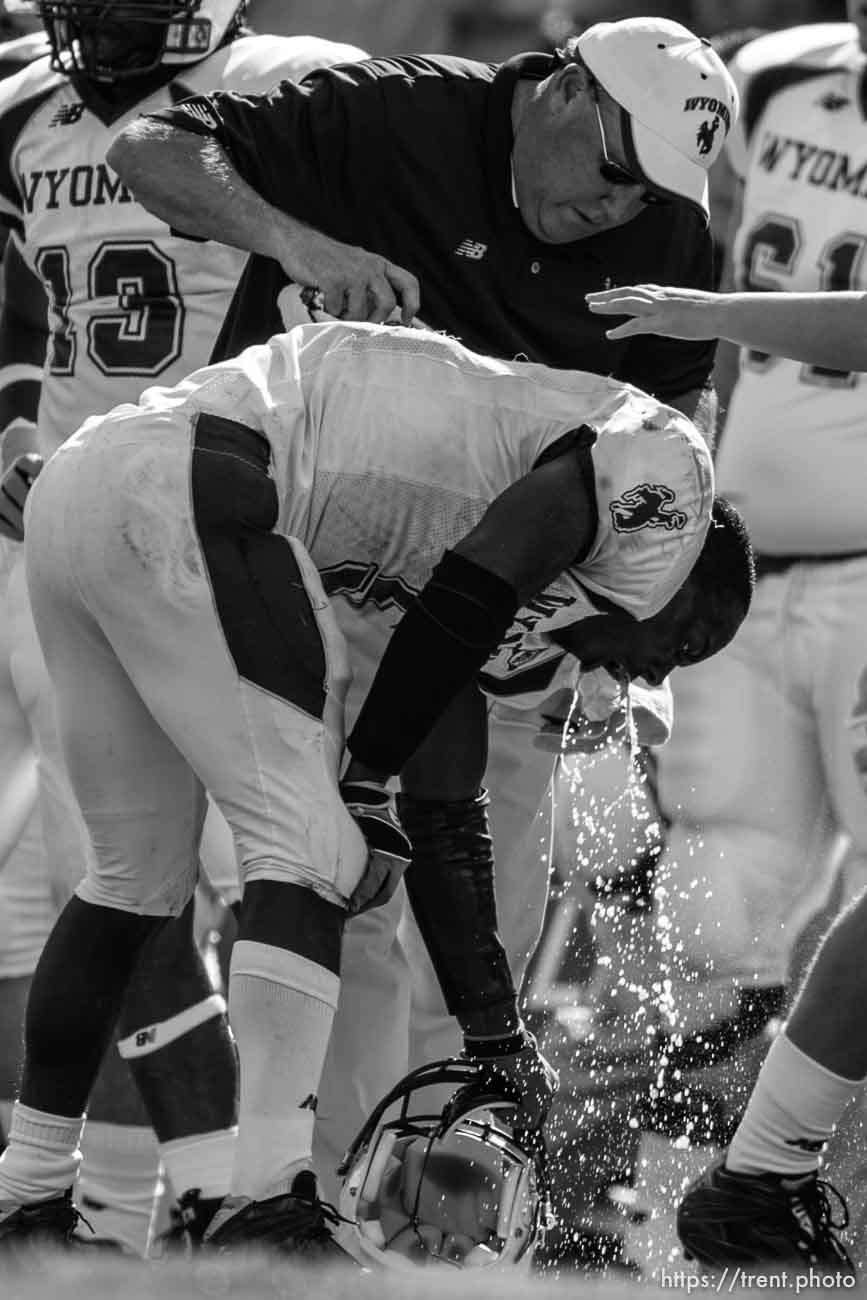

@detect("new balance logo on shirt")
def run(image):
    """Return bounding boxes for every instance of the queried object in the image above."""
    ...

[174,97,219,130]
[454,238,487,260]
[49,103,85,127]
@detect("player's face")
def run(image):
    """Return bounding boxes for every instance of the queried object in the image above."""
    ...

[511,68,655,244]
[847,2,867,54]
[77,16,164,81]
[564,581,715,687]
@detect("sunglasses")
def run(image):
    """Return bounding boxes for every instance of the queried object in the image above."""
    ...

[591,84,669,206]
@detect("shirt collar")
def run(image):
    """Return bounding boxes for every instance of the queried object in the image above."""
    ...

[487,51,555,231]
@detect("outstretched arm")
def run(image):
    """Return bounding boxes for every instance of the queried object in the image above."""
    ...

[586,284,867,374]
[107,118,419,324]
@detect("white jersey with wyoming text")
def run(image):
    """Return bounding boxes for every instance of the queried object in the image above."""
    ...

[717,23,867,553]
[125,321,714,703]
[0,32,366,457]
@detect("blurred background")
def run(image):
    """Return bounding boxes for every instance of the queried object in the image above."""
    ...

[247,0,848,61]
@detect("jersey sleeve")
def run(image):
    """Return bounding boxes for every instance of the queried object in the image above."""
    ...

[146,60,388,241]
[0,233,45,434]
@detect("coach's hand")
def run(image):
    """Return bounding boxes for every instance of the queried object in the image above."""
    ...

[341,778,412,915]
[463,1027,559,1134]
[0,453,43,542]
[279,225,421,326]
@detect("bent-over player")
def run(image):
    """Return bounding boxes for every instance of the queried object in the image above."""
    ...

[0,320,752,1254]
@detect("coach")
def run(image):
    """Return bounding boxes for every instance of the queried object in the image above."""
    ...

[108,15,739,1193]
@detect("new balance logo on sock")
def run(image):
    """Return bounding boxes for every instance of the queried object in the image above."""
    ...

[300,1094,318,1112]
[454,239,487,260]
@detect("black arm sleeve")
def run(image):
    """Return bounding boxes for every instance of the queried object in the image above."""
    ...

[399,790,520,1037]
[347,550,519,777]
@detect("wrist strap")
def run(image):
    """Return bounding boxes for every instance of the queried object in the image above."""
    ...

[463,1029,528,1058]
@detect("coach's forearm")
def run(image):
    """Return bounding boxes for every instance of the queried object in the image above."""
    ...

[106,120,299,262]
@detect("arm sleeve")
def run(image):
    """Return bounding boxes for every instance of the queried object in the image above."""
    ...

[0,233,45,434]
[145,61,386,241]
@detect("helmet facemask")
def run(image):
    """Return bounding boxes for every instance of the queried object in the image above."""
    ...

[338,1061,553,1271]
[36,0,242,82]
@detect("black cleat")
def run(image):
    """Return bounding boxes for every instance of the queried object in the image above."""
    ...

[677,1157,855,1277]
[0,1187,86,1250]
[204,1170,353,1261]
[152,1186,222,1256]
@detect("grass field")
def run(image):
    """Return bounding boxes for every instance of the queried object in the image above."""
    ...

[6,1250,866,1300]
[1,1253,658,1300]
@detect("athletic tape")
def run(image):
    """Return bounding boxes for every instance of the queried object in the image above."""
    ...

[117,993,227,1059]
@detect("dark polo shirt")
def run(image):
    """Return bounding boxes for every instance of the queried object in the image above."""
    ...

[150,52,715,397]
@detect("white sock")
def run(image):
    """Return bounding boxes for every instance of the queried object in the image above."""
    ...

[76,1121,162,1256]
[0,1103,84,1205]
[159,1127,237,1201]
[727,1031,865,1178]
[228,939,339,1200]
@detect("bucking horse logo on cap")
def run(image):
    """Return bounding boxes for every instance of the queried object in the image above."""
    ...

[696,115,720,156]
[610,483,688,533]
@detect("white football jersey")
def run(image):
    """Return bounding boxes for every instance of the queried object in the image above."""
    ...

[717,23,867,552]
[0,32,366,457]
[128,321,714,702]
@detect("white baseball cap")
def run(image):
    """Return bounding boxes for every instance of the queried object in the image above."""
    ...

[576,17,739,219]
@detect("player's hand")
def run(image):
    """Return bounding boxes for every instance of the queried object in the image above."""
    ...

[462,1027,559,1133]
[585,284,723,341]
[341,778,412,915]
[0,453,43,542]
[278,226,421,326]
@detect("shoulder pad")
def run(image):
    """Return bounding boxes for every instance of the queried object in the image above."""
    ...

[0,55,64,229]
[0,30,50,80]
[731,23,857,82]
[726,24,858,176]
[0,48,61,121]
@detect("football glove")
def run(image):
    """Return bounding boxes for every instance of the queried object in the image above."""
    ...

[0,452,43,543]
[340,779,412,916]
[462,1026,559,1133]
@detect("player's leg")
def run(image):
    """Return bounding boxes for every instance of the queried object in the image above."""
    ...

[69,415,367,1244]
[7,550,237,1254]
[312,889,411,1205]
[312,623,413,1205]
[0,538,37,873]
[723,560,867,1180]
[0,467,204,1235]
[629,573,842,1276]
[0,535,50,1151]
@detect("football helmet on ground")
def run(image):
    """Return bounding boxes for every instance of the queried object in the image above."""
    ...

[337,1059,553,1271]
[31,0,247,81]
